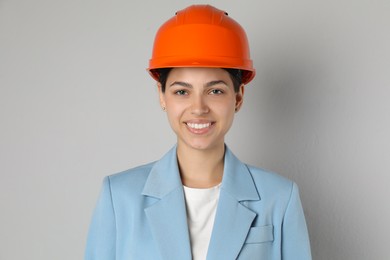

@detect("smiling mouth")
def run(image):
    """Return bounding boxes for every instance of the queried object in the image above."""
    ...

[186,122,212,129]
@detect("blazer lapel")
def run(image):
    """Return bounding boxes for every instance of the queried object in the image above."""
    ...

[142,146,192,260]
[207,147,261,260]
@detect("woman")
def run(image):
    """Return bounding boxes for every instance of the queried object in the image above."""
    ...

[85,5,311,260]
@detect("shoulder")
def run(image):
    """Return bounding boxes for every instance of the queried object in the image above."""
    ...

[104,161,156,195]
[247,164,293,187]
[246,164,296,202]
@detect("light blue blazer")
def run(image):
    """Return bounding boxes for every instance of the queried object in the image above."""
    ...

[85,146,311,259]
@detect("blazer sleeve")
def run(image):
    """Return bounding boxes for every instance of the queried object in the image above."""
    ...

[282,182,312,260]
[85,176,116,260]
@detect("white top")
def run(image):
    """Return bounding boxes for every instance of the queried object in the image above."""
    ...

[183,184,221,260]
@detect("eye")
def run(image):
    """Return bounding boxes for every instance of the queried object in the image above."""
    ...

[175,90,188,96]
[209,89,223,95]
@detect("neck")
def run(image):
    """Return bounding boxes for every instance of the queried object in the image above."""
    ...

[176,143,225,188]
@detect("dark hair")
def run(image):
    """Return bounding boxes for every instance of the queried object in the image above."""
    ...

[154,68,243,93]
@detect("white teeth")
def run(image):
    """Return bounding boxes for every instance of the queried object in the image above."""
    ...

[187,123,211,129]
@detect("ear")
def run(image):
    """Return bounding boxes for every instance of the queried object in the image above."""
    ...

[157,82,166,109]
[235,84,245,112]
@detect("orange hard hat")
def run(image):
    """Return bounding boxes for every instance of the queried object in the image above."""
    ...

[147,5,255,84]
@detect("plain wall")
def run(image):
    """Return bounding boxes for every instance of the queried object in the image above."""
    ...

[1,0,389,259]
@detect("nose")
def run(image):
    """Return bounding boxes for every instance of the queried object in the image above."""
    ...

[190,94,209,115]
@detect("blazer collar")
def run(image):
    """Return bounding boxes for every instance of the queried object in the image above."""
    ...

[142,145,261,260]
[142,145,192,260]
[142,145,260,201]
[221,146,260,201]
[142,145,182,199]
[206,147,260,259]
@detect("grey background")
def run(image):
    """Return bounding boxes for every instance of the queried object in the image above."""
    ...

[1,0,389,259]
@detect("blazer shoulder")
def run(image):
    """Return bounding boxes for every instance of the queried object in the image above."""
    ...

[245,164,295,200]
[106,161,156,191]
[247,164,292,184]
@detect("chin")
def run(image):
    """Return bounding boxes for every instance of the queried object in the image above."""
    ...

[182,138,223,152]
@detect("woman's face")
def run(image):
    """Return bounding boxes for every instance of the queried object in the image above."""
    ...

[158,67,244,152]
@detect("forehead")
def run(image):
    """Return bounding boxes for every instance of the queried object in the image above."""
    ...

[167,67,232,84]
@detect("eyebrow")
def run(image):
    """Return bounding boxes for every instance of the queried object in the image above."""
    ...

[169,80,228,88]
[205,80,228,88]
[169,81,192,88]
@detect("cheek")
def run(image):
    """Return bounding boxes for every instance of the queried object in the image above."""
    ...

[165,103,185,125]
[220,100,237,126]
[215,99,236,115]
